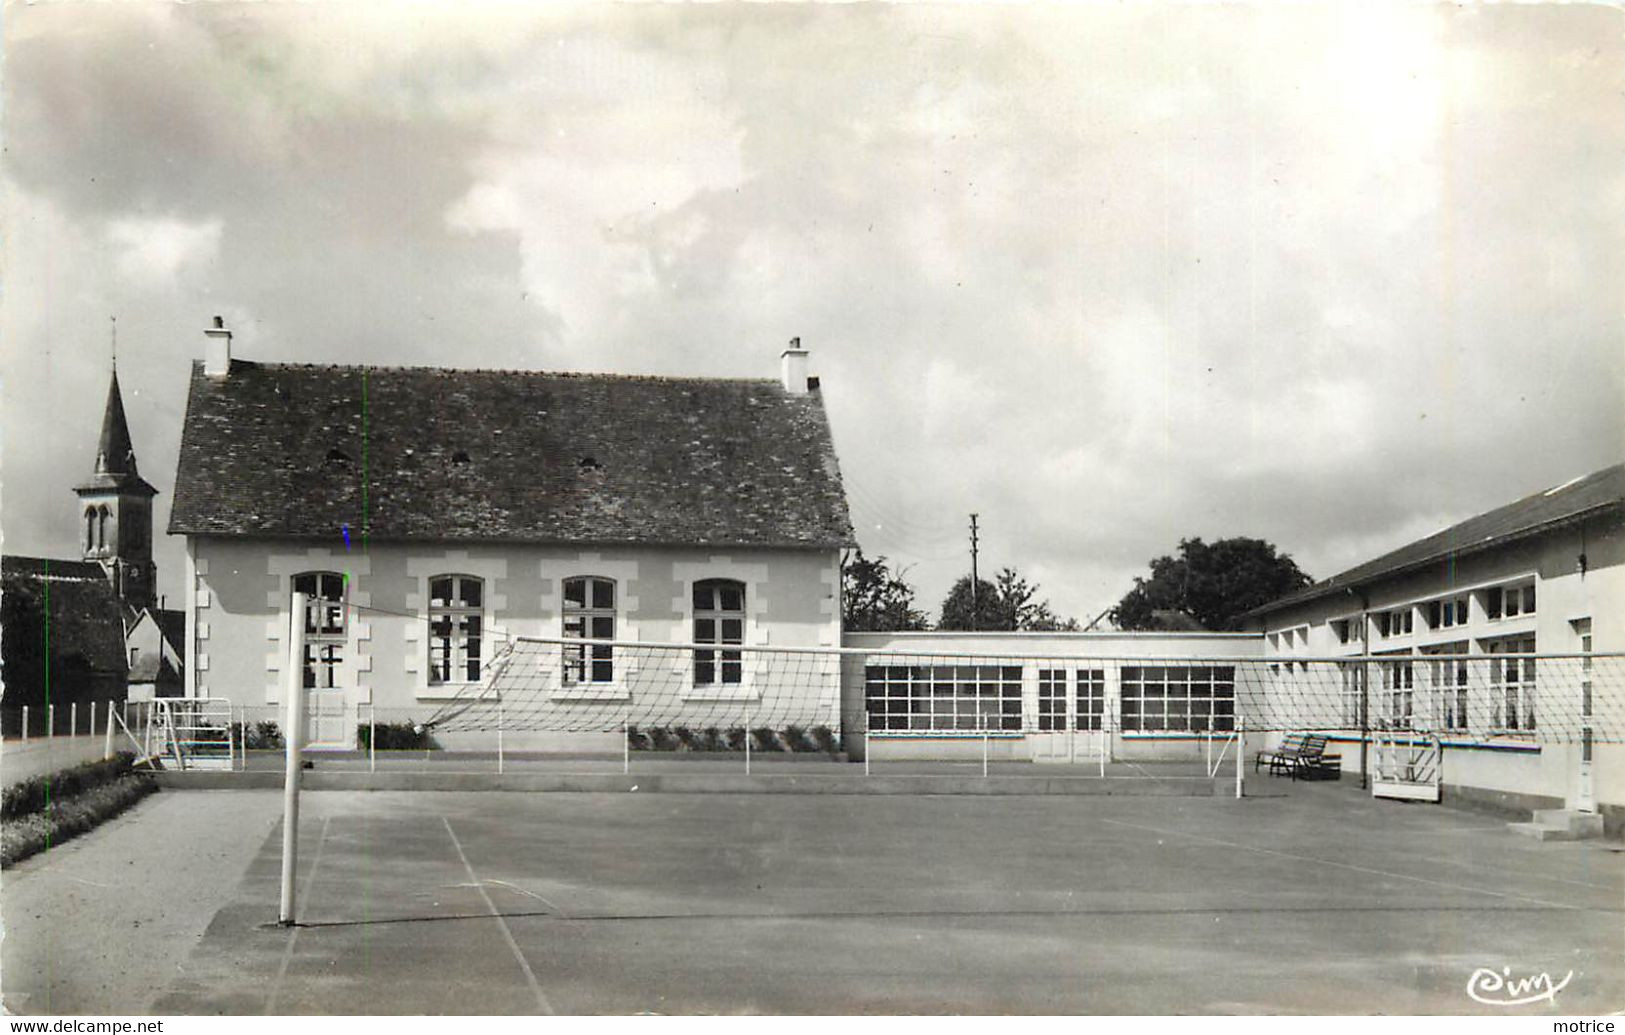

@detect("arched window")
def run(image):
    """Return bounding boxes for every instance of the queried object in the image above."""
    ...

[562,576,616,684]
[293,572,347,689]
[85,508,96,553]
[692,579,745,687]
[96,506,110,551]
[429,575,483,684]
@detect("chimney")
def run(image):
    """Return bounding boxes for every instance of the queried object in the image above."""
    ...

[204,315,232,378]
[780,336,809,395]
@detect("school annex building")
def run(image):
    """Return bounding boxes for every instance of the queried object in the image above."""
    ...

[162,320,1622,831]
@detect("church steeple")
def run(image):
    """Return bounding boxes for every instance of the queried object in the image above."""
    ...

[76,362,158,612]
[95,369,141,478]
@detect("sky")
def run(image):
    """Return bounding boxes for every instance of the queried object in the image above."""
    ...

[2,2,1621,626]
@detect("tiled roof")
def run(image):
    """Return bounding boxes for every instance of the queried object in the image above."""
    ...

[169,360,855,549]
[0,555,128,674]
[1250,463,1625,617]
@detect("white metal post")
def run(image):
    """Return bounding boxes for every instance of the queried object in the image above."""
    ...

[1235,720,1244,799]
[744,700,752,776]
[103,701,114,760]
[497,694,505,775]
[368,705,376,773]
[47,704,54,743]
[279,591,308,927]
[623,711,630,775]
[20,706,26,744]
[983,720,990,778]
[71,702,78,738]
[863,715,870,777]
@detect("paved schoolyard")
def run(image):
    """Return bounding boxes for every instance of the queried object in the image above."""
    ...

[6,781,1622,1014]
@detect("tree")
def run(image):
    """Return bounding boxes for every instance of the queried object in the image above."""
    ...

[841,550,929,632]
[1111,537,1311,632]
[938,566,1079,631]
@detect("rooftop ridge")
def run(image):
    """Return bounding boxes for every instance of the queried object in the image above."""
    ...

[191,358,782,386]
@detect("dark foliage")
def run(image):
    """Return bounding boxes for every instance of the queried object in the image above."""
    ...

[1111,537,1312,632]
[842,550,929,631]
[938,567,1078,631]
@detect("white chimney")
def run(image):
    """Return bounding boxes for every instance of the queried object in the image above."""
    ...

[780,336,809,394]
[204,315,232,377]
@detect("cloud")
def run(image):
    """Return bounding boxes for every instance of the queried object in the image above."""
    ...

[2,2,1621,625]
[106,216,224,290]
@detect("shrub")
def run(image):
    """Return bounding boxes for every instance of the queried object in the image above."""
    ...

[781,725,816,752]
[358,722,436,751]
[2,753,139,820]
[811,725,839,754]
[626,725,651,751]
[230,721,284,750]
[673,726,700,751]
[723,727,747,751]
[699,727,723,752]
[648,727,678,751]
[750,726,783,752]
[1,772,156,868]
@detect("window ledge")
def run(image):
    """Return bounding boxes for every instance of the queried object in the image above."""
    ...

[682,687,757,703]
[550,686,631,703]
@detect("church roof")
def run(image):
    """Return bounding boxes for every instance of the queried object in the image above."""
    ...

[77,370,157,497]
[169,360,855,549]
[0,555,128,675]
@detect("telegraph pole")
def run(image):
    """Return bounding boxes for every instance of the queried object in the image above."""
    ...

[969,513,980,631]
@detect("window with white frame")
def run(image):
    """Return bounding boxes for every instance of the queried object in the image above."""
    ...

[428,575,483,684]
[1075,668,1105,731]
[1422,641,1469,733]
[294,571,346,689]
[562,576,615,685]
[1378,651,1414,730]
[1339,663,1365,728]
[864,664,1023,732]
[1120,666,1234,733]
[1426,595,1468,630]
[1485,581,1536,620]
[1037,669,1067,731]
[1377,608,1412,638]
[1333,617,1363,646]
[1486,634,1536,731]
[692,579,745,687]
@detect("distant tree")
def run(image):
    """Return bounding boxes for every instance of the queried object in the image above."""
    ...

[1112,537,1311,632]
[841,550,929,632]
[939,567,1079,632]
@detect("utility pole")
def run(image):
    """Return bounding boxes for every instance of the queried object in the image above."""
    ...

[969,513,980,631]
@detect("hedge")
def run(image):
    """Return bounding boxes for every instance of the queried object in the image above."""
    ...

[1,753,157,868]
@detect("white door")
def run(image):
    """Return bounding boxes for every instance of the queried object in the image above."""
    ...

[304,689,350,749]
[1031,669,1108,764]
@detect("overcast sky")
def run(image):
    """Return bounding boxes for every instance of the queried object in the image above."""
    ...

[3,2,1621,625]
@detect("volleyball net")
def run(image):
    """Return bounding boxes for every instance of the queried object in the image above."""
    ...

[410,635,1625,746]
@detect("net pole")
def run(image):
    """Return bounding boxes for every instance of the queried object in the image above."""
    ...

[497,693,505,775]
[19,707,25,744]
[47,705,54,744]
[279,591,308,927]
[863,713,870,777]
[1234,718,1244,799]
[622,711,630,775]
[71,702,78,738]
[103,701,114,760]
[982,720,989,778]
[744,699,752,776]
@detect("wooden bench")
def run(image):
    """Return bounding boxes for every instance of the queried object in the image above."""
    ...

[1254,733,1331,779]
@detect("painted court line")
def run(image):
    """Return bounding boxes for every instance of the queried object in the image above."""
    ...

[1094,815,1589,913]
[441,815,556,1015]
[265,814,332,1015]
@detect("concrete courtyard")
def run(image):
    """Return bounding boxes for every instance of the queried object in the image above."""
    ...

[4,780,1621,1014]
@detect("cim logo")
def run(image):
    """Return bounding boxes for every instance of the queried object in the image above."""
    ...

[1466,966,1574,1007]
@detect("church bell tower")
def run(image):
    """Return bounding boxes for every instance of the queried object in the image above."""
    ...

[75,367,158,613]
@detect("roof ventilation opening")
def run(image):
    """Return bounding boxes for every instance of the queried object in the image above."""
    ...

[578,456,603,472]
[451,450,472,464]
